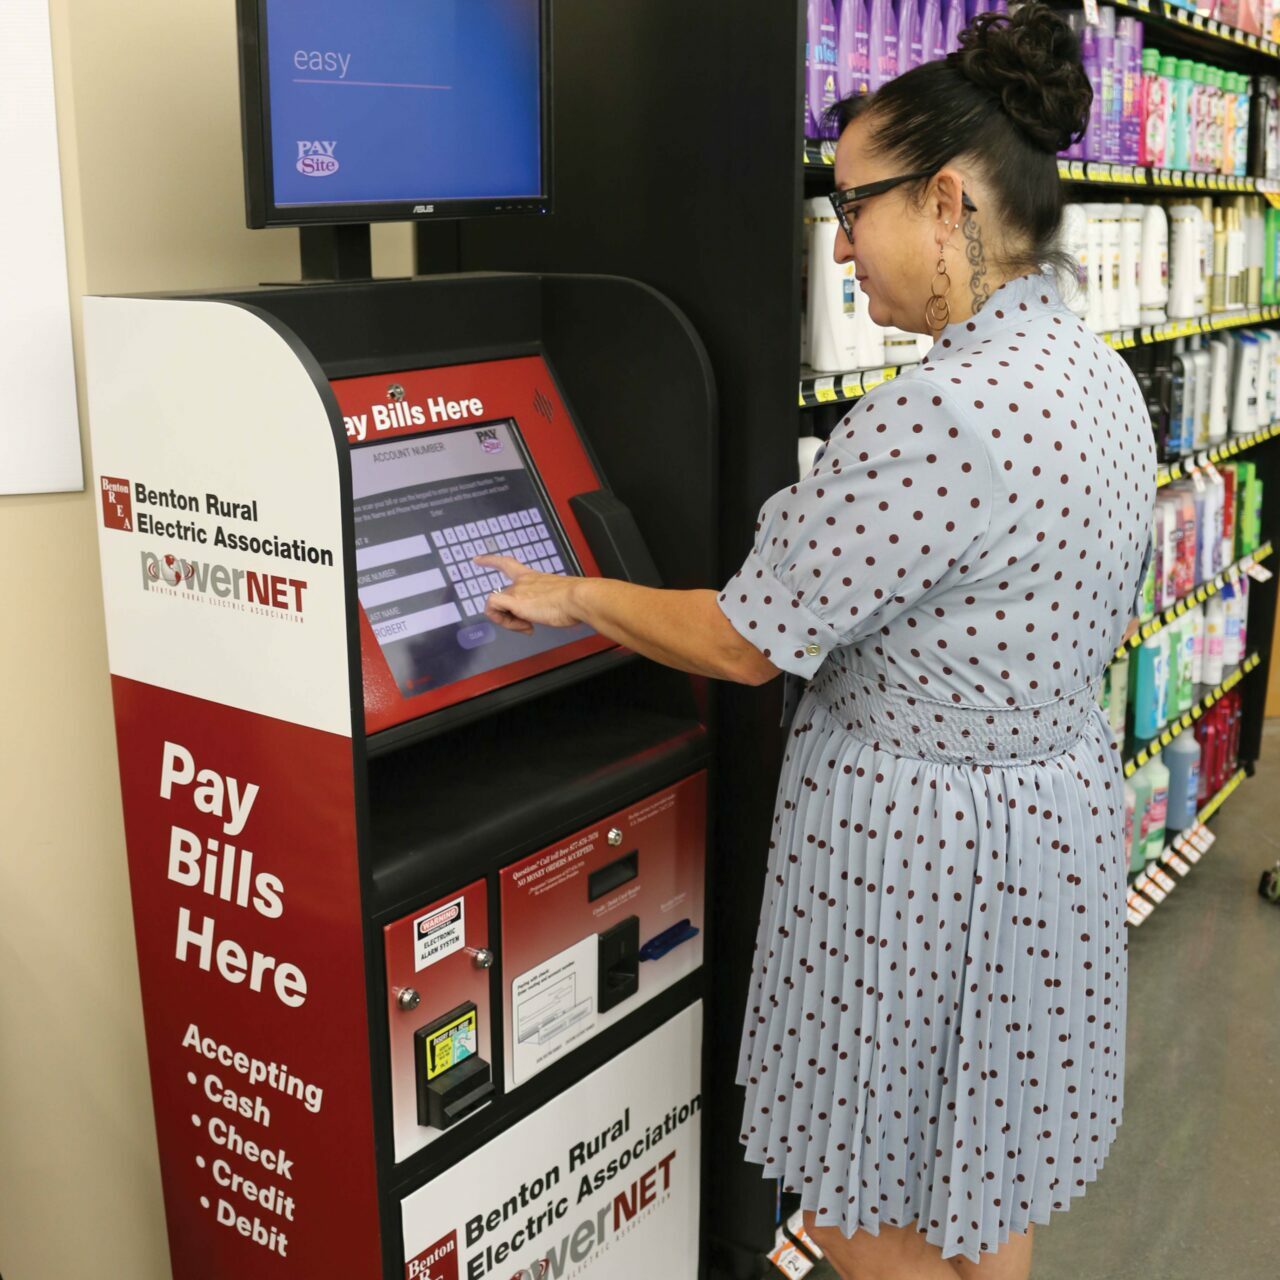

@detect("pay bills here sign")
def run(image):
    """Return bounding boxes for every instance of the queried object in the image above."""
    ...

[401,1004,703,1280]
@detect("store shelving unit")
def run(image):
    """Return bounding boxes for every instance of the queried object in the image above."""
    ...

[1115,541,1274,662]
[1113,0,1280,60]
[1123,650,1261,776]
[1158,424,1280,485]
[801,313,1280,408]
[1125,765,1248,924]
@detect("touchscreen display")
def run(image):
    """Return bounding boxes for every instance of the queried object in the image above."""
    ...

[351,420,592,699]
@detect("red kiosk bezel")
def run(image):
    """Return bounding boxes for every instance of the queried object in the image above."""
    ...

[331,354,618,735]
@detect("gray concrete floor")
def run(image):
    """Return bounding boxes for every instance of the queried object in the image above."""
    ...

[804,726,1280,1279]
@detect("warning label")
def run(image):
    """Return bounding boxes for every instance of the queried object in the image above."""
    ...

[414,899,466,972]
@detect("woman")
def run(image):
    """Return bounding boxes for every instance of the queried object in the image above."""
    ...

[477,6,1154,1276]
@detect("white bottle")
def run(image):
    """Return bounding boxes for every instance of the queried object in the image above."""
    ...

[882,326,921,368]
[1207,339,1231,445]
[1222,582,1242,669]
[1225,205,1246,312]
[1100,203,1122,332]
[1118,204,1143,329]
[1168,204,1202,320]
[1139,204,1169,325]
[1203,594,1226,686]
[1085,204,1107,332]
[1197,197,1215,317]
[805,198,860,372]
[1255,329,1278,428]
[1060,203,1090,319]
[1191,344,1212,451]
[1203,463,1229,575]
[1237,575,1249,658]
[1189,603,1205,686]
[1231,332,1261,436]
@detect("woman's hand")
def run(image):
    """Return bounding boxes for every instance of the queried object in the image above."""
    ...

[470,554,780,685]
[474,554,581,634]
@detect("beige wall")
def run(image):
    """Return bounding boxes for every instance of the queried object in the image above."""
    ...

[0,5,410,1276]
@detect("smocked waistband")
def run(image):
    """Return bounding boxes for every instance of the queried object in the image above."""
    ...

[808,666,1099,766]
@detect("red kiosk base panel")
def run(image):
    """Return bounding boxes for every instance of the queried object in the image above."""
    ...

[331,356,618,734]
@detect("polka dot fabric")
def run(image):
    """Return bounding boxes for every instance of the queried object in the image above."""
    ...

[718,272,1155,1264]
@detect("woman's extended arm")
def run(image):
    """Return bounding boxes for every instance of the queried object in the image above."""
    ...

[474,554,781,686]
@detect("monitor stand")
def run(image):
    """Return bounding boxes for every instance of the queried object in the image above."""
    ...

[261,224,408,286]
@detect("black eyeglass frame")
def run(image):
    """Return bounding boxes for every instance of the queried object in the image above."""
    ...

[828,172,978,241]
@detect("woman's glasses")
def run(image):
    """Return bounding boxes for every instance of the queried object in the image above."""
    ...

[828,173,978,242]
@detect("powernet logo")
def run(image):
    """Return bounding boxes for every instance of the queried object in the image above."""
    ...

[296,140,339,176]
[140,550,308,618]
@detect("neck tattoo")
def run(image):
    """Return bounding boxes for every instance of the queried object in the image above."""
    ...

[962,211,991,316]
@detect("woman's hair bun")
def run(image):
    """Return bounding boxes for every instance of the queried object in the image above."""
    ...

[954,4,1093,154]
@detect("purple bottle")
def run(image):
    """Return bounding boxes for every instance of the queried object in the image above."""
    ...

[1079,20,1104,161]
[897,0,923,73]
[919,0,944,62]
[837,0,871,98]
[806,0,840,138]
[868,0,899,91]
[941,0,966,57]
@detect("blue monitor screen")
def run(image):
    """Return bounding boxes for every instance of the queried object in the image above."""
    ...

[262,0,544,209]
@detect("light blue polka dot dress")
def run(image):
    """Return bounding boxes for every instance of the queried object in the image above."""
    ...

[719,272,1155,1263]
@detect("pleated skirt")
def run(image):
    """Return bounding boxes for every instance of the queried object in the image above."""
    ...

[736,690,1129,1264]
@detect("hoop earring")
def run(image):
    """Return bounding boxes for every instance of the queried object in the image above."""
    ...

[924,250,952,331]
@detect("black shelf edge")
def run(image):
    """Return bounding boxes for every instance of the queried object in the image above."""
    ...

[1115,540,1273,660]
[1122,651,1261,777]
[799,316,1280,412]
[1158,421,1280,485]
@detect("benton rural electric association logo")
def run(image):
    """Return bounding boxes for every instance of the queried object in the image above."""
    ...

[406,1230,458,1280]
[98,475,332,621]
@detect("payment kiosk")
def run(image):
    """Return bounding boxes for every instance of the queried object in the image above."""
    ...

[87,270,716,1279]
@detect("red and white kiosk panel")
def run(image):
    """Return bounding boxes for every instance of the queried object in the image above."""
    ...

[87,272,716,1280]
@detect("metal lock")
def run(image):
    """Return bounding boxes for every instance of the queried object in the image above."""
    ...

[470,948,495,970]
[386,383,405,402]
[607,828,624,847]
[397,987,421,1012]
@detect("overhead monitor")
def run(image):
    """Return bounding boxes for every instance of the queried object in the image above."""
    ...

[238,0,550,227]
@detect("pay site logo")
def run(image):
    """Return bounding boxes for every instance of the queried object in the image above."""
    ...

[297,140,339,176]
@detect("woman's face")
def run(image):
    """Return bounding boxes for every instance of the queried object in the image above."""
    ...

[832,116,942,336]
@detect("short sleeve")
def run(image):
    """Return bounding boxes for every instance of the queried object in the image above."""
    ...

[717,377,994,678]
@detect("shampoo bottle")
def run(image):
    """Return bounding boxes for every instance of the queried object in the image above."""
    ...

[1164,733,1202,832]
[836,0,871,99]
[868,0,900,91]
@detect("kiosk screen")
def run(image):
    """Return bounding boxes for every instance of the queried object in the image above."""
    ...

[351,420,591,699]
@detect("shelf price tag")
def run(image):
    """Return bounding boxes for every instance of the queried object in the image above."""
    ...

[840,373,863,399]
[1127,889,1156,919]
[1135,873,1167,903]
[1248,561,1274,583]
[1174,833,1202,863]
[1164,851,1192,877]
[815,377,837,404]
[861,369,887,393]
[1150,866,1177,894]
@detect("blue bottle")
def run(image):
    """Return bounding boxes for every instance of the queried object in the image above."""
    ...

[1164,732,1201,832]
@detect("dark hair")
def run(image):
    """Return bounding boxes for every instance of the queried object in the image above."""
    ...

[826,4,1092,273]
